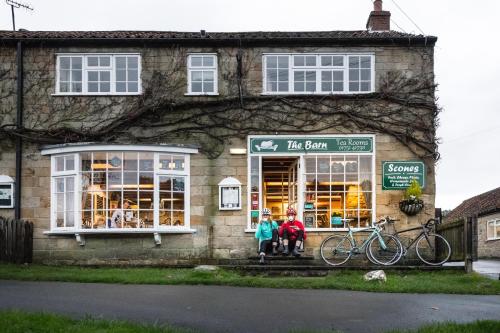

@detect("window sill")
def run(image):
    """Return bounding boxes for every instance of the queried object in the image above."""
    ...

[260,92,374,96]
[51,93,143,97]
[44,228,197,235]
[486,237,500,242]
[184,93,219,96]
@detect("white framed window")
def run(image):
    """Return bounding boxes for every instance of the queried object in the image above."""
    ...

[187,54,218,95]
[487,219,500,240]
[56,54,141,95]
[263,54,374,94]
[45,146,197,232]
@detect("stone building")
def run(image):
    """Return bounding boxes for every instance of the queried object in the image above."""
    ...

[0,1,439,265]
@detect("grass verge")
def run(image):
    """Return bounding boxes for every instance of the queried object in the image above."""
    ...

[0,263,499,295]
[0,310,499,333]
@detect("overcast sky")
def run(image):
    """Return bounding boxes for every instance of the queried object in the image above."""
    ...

[2,0,499,210]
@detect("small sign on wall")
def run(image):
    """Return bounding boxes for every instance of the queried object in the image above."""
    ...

[0,175,15,208]
[382,161,425,190]
[218,177,242,210]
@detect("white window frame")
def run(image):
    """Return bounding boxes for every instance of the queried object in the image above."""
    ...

[262,53,375,95]
[43,145,197,234]
[55,53,142,96]
[186,53,218,96]
[246,134,376,232]
[487,219,500,240]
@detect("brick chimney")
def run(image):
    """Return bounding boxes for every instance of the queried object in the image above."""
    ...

[366,0,391,31]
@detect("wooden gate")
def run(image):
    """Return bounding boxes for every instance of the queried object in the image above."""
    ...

[0,217,33,264]
[436,217,476,263]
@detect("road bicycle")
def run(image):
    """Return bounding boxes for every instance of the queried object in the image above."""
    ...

[385,217,451,266]
[320,218,403,266]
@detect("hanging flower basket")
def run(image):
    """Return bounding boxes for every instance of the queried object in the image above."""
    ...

[399,199,424,216]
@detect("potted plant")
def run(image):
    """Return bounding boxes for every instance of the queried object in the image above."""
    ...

[331,212,343,226]
[399,179,424,216]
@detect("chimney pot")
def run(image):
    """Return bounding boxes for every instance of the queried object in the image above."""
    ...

[374,0,383,11]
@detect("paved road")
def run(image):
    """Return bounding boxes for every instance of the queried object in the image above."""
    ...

[0,280,499,333]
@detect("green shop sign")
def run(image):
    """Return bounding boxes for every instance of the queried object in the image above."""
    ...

[382,161,425,190]
[249,137,373,154]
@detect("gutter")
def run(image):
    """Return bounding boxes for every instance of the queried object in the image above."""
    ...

[14,40,23,220]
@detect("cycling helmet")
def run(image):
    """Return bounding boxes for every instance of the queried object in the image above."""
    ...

[262,208,271,216]
[286,207,297,216]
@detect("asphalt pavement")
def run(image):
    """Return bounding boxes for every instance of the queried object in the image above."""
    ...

[0,280,499,333]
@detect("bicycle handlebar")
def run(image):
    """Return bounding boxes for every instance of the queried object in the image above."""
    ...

[424,218,440,228]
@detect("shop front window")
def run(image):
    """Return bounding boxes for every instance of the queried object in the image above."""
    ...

[50,150,191,231]
[303,155,372,229]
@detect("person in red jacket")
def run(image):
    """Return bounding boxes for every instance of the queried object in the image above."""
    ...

[279,207,306,257]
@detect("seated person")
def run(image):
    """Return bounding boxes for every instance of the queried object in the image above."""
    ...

[279,207,306,257]
[109,200,131,228]
[254,208,279,264]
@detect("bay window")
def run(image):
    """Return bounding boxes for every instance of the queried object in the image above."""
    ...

[44,146,196,232]
[263,54,374,94]
[56,54,141,95]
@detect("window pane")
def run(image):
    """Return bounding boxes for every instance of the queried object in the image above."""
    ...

[72,57,82,69]
[305,82,315,92]
[293,56,304,66]
[191,71,202,81]
[333,71,343,81]
[138,191,153,209]
[349,82,359,91]
[128,56,138,68]
[173,177,185,192]
[66,177,74,191]
[360,56,371,68]
[204,71,214,81]
[100,71,110,81]
[59,82,69,92]
[60,69,70,81]
[128,69,138,81]
[360,82,370,91]
[87,56,98,66]
[332,56,344,66]
[93,152,107,170]
[127,82,138,92]
[60,57,70,69]
[173,156,185,171]
[139,172,154,186]
[65,192,74,211]
[361,69,371,81]
[124,152,138,170]
[192,82,202,92]
[278,69,288,81]
[278,56,288,68]
[321,56,332,66]
[100,56,111,67]
[88,71,98,82]
[191,56,202,66]
[266,56,277,68]
[100,82,110,92]
[173,192,184,210]
[267,69,277,81]
[305,56,316,66]
[88,83,98,92]
[321,71,332,81]
[72,83,82,92]
[81,152,92,171]
[306,71,316,81]
[294,82,304,92]
[65,211,74,227]
[72,70,82,82]
[56,178,64,192]
[116,57,126,69]
[203,56,214,67]
[321,82,332,92]
[116,82,126,92]
[294,71,304,81]
[278,82,288,92]
[55,156,64,172]
[349,56,360,67]
[333,82,343,91]
[139,153,154,171]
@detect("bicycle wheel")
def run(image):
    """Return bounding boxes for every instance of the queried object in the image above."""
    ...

[416,233,451,265]
[320,235,353,266]
[367,234,403,266]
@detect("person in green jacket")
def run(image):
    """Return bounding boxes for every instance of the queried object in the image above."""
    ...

[255,208,279,264]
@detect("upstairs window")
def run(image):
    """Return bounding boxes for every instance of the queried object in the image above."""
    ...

[187,54,218,95]
[263,54,374,94]
[56,54,141,95]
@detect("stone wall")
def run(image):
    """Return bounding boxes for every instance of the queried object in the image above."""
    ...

[0,42,436,264]
[477,213,500,259]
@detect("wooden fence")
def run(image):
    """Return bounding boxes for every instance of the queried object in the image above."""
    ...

[0,217,33,264]
[436,216,476,264]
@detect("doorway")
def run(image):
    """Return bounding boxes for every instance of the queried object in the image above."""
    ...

[262,157,299,224]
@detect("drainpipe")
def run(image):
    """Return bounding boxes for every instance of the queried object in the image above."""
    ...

[15,40,23,220]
